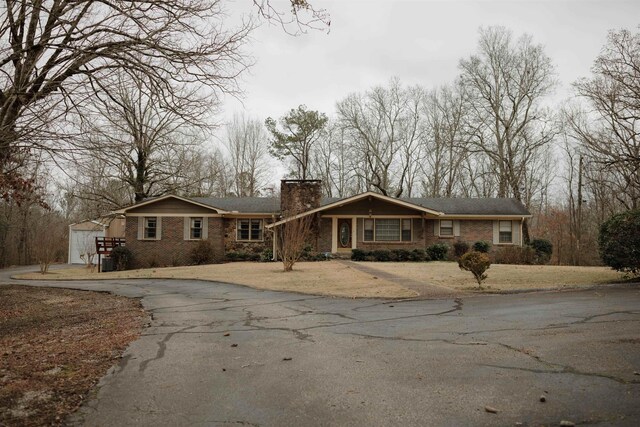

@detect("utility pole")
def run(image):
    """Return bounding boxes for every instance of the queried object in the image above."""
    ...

[576,156,583,266]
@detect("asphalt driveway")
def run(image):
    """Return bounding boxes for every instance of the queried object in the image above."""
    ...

[3,270,639,426]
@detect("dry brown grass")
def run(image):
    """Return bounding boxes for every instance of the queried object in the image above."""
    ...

[363,261,627,291]
[15,262,418,299]
[0,285,146,426]
[14,261,628,298]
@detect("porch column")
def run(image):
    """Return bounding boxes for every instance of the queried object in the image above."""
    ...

[351,217,357,250]
[331,217,337,253]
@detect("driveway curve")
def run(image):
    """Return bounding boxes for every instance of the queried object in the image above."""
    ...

[2,267,639,426]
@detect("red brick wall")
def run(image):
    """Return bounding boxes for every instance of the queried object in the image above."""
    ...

[424,219,494,247]
[317,218,332,252]
[125,216,224,267]
[223,218,272,255]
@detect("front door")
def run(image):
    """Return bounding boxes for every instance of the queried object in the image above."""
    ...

[338,218,352,249]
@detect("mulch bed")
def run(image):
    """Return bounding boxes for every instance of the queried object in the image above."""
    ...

[0,285,147,426]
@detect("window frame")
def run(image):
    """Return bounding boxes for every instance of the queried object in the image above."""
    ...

[143,217,158,240]
[439,220,454,237]
[190,217,203,240]
[499,220,513,244]
[236,219,264,242]
[362,218,413,243]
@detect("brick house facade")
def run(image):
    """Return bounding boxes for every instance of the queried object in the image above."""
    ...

[116,180,530,267]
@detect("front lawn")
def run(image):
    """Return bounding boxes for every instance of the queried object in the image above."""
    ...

[0,285,147,426]
[364,261,628,291]
[14,262,419,299]
[13,260,630,297]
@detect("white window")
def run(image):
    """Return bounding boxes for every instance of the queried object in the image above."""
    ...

[440,220,453,236]
[499,221,513,243]
[363,219,412,242]
[144,217,157,239]
[237,219,263,241]
[190,218,203,239]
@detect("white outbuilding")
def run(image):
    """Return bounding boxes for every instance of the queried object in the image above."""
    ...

[68,215,125,264]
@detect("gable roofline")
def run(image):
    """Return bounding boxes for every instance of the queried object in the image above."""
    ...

[265,191,445,229]
[114,194,228,214]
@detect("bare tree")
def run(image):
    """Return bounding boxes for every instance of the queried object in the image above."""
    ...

[570,28,640,210]
[337,78,424,197]
[459,26,558,242]
[0,0,256,201]
[226,113,269,197]
[275,213,315,272]
[420,83,469,197]
[74,71,214,203]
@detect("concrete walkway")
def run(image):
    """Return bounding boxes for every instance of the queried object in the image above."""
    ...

[339,260,463,298]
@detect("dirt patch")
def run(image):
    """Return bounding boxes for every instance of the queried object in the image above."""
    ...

[15,262,418,299]
[0,285,147,426]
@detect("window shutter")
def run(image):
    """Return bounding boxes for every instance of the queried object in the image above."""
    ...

[512,220,521,245]
[137,217,143,240]
[492,221,499,244]
[453,221,460,237]
[203,218,209,240]
[184,218,190,240]
[156,217,162,240]
[434,220,439,237]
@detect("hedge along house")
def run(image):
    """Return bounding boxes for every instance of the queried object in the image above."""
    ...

[116,180,531,267]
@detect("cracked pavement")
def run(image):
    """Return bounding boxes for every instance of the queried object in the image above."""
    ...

[2,269,639,426]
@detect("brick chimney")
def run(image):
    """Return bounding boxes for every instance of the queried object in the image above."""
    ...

[280,180,322,215]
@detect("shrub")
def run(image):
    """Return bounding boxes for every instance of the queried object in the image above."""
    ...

[351,249,367,261]
[110,246,134,271]
[453,241,470,258]
[473,241,491,253]
[530,239,553,264]
[394,249,412,262]
[410,248,429,262]
[493,246,536,265]
[260,248,274,262]
[458,251,491,288]
[599,209,640,275]
[372,249,391,262]
[426,243,448,261]
[191,240,214,265]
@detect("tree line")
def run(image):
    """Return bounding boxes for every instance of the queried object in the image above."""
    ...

[0,4,637,268]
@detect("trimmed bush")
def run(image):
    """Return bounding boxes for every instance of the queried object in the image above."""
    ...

[426,243,448,261]
[191,240,214,265]
[599,209,640,275]
[260,248,274,262]
[530,239,553,264]
[225,251,260,262]
[110,246,134,271]
[458,251,491,288]
[493,246,536,265]
[372,249,391,262]
[473,241,491,253]
[410,248,429,261]
[351,249,367,261]
[395,249,412,262]
[453,241,470,258]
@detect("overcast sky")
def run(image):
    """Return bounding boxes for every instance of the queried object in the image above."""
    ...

[221,0,640,123]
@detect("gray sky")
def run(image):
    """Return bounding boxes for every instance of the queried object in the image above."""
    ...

[222,0,640,122]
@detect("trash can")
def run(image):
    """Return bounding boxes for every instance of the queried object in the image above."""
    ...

[102,257,114,272]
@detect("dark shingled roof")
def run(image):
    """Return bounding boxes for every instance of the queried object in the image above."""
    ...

[193,197,281,214]
[402,198,530,216]
[193,195,530,216]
